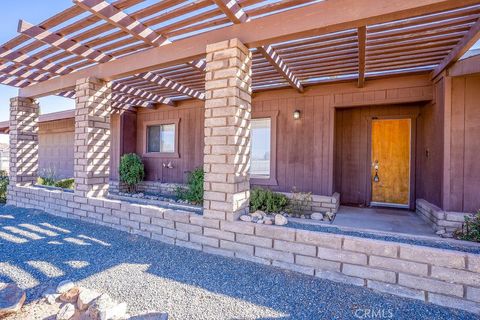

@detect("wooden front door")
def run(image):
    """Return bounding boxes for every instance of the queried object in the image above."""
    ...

[371,119,411,207]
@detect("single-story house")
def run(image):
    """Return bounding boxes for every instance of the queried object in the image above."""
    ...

[1,0,480,312]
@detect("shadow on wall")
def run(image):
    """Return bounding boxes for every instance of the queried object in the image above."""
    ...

[0,206,474,319]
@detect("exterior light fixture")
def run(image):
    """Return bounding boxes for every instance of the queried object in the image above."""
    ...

[293,110,301,120]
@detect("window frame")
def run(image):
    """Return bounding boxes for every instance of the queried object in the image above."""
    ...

[142,118,180,158]
[250,110,278,186]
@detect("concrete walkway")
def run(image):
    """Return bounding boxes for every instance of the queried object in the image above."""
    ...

[330,206,436,237]
[0,206,476,319]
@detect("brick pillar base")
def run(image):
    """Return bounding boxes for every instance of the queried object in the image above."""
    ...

[74,77,111,198]
[9,97,39,186]
[203,39,252,221]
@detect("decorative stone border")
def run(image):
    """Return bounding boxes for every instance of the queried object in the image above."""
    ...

[416,199,473,237]
[7,185,480,314]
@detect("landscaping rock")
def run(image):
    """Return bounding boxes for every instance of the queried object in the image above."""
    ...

[256,219,264,224]
[60,287,80,303]
[274,214,288,226]
[77,288,101,311]
[87,293,128,320]
[251,210,266,219]
[264,219,273,225]
[45,293,60,304]
[0,283,26,317]
[311,212,324,220]
[57,280,75,294]
[240,215,252,222]
[57,303,75,320]
[324,212,335,221]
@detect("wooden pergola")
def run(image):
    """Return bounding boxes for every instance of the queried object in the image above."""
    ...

[0,0,479,108]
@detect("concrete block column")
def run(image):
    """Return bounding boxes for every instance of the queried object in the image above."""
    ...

[8,97,39,186]
[74,77,112,198]
[203,38,252,221]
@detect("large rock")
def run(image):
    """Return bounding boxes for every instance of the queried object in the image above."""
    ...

[311,212,324,220]
[0,283,26,317]
[57,303,76,320]
[57,280,75,294]
[87,293,128,320]
[251,210,266,219]
[240,215,252,222]
[77,288,101,311]
[274,214,288,226]
[60,287,80,303]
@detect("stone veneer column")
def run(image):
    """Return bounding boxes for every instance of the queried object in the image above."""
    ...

[9,97,39,186]
[203,38,252,221]
[74,77,111,198]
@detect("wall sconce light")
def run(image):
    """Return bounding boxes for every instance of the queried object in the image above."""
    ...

[293,110,301,120]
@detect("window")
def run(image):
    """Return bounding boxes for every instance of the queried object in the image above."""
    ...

[147,123,176,153]
[251,118,271,179]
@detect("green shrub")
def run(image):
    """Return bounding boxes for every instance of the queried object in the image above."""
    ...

[0,170,8,203]
[176,167,204,205]
[38,167,56,186]
[54,178,75,189]
[454,211,480,242]
[119,153,145,193]
[286,188,313,217]
[250,187,289,213]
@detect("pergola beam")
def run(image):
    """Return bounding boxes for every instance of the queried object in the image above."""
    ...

[19,0,480,97]
[358,26,367,88]
[431,18,480,79]
[138,72,205,100]
[214,0,303,92]
[73,0,170,47]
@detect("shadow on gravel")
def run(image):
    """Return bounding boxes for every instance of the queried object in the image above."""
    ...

[0,206,477,320]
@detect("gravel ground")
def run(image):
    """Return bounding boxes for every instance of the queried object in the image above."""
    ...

[0,205,477,320]
[288,222,480,254]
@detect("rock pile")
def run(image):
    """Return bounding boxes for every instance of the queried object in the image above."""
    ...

[239,211,288,226]
[47,280,129,320]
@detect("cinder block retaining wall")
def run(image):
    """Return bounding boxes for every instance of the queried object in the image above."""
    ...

[416,199,473,235]
[8,185,480,314]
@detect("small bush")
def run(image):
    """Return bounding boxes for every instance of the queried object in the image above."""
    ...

[54,178,75,189]
[454,211,480,243]
[0,170,8,203]
[286,188,313,217]
[176,167,204,205]
[250,187,289,213]
[119,153,145,193]
[38,167,57,186]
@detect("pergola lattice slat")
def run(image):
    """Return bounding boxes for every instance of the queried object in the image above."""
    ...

[431,17,480,78]
[213,0,304,92]
[112,82,174,105]
[73,0,171,47]
[137,72,205,100]
[18,20,114,63]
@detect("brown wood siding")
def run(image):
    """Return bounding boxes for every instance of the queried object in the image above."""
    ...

[132,74,433,195]
[334,105,421,206]
[38,119,74,179]
[446,75,480,213]
[416,79,445,208]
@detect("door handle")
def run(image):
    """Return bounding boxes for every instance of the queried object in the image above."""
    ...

[373,160,380,182]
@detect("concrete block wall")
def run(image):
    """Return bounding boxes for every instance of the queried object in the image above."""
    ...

[281,192,341,214]
[9,97,39,185]
[7,185,480,314]
[74,77,111,198]
[416,199,473,235]
[203,39,252,221]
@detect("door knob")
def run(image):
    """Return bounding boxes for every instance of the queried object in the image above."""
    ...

[373,160,380,182]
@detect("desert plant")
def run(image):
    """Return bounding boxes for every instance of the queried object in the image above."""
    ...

[176,167,204,205]
[0,170,8,203]
[119,153,145,193]
[454,211,480,243]
[250,187,289,213]
[287,188,313,217]
[38,167,57,186]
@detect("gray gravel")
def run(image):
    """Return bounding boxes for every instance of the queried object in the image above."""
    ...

[0,205,477,319]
